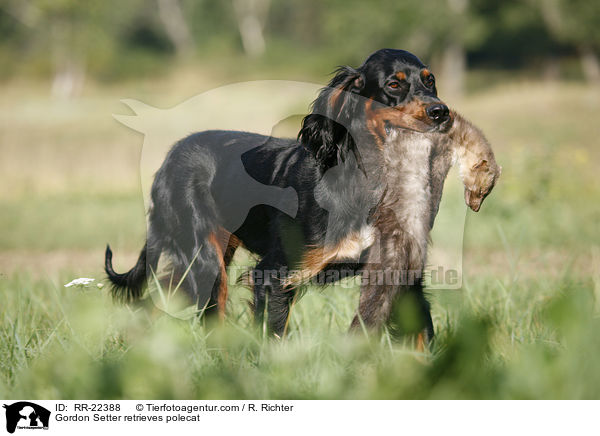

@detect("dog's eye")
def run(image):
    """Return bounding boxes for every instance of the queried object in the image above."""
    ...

[424,76,435,88]
[387,80,402,90]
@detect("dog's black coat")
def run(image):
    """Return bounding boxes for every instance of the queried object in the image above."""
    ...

[105,48,452,339]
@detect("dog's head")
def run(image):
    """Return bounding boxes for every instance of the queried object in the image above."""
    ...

[299,49,453,168]
[359,49,453,135]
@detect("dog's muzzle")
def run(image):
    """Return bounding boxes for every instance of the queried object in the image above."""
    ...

[426,103,453,132]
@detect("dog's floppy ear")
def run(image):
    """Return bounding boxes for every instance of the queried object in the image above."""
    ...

[298,66,364,170]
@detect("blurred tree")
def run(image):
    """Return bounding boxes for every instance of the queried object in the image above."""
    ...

[1,0,146,96]
[439,0,468,97]
[299,0,489,97]
[0,0,595,85]
[157,0,194,57]
[413,0,489,98]
[537,0,600,83]
[233,0,270,57]
[268,0,322,49]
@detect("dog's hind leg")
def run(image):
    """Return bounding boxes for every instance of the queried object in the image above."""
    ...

[163,197,224,316]
[206,231,231,319]
[169,238,222,315]
[145,220,163,280]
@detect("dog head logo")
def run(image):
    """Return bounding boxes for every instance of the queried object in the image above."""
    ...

[113,80,320,216]
[3,402,50,433]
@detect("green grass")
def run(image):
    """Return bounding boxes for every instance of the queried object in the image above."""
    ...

[1,271,599,399]
[0,77,599,399]
[0,192,146,252]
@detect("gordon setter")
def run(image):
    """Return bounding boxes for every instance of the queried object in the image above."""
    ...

[105,48,499,344]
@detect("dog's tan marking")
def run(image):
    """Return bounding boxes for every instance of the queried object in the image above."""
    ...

[283,227,374,287]
[328,75,362,112]
[365,100,386,149]
[207,231,229,320]
[395,71,407,81]
[223,233,241,266]
[329,86,344,109]
[365,99,434,142]
[416,332,426,352]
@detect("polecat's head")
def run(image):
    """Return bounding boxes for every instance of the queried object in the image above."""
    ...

[463,159,501,212]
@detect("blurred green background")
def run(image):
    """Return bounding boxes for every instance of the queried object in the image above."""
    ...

[0,0,599,399]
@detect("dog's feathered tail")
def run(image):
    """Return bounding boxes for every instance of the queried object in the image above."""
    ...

[105,244,147,302]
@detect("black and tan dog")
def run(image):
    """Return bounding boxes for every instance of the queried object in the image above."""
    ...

[105,49,500,343]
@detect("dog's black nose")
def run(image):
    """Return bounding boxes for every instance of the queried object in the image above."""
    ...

[426,104,449,122]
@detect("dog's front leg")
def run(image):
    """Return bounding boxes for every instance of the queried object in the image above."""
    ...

[350,224,433,345]
[252,255,295,337]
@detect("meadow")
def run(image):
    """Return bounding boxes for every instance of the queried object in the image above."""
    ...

[1,67,599,399]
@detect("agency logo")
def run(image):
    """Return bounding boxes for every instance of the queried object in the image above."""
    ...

[2,402,50,434]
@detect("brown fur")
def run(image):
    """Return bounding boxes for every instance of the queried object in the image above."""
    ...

[452,114,501,212]
[284,228,374,288]
[350,130,435,337]
[416,332,426,352]
[280,112,500,294]
[207,111,499,339]
[349,112,500,341]
[395,71,407,81]
[431,112,502,213]
[207,231,229,319]
[223,233,241,266]
[365,99,438,136]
